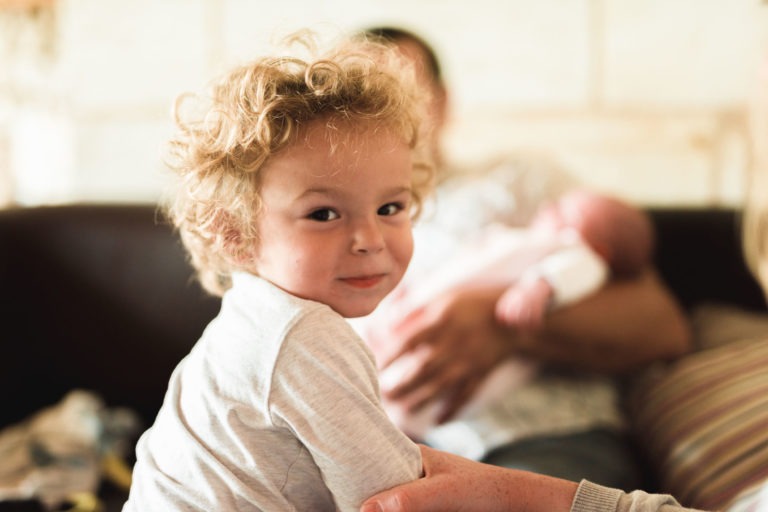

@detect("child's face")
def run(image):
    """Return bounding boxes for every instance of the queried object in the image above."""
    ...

[253,121,415,318]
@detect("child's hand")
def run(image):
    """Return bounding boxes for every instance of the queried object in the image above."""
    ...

[495,277,553,331]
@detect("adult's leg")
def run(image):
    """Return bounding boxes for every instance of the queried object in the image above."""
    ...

[480,428,642,492]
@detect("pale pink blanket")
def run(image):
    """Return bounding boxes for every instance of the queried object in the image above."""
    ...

[366,224,607,440]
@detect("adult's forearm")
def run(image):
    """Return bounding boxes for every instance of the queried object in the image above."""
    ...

[360,445,580,512]
[359,445,707,512]
[514,269,692,373]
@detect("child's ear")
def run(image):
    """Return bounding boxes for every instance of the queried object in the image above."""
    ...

[211,209,252,264]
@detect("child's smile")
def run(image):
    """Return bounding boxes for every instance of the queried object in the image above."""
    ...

[340,275,386,289]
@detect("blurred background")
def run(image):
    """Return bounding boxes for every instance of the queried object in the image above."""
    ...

[1,0,767,207]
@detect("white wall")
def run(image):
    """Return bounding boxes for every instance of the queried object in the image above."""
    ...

[1,0,767,206]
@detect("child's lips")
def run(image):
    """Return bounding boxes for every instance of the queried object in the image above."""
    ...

[341,274,386,288]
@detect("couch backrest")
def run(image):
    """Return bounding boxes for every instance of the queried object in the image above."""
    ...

[0,204,764,428]
[648,208,766,312]
[0,204,220,426]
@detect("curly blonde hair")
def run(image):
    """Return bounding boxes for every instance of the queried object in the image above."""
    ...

[163,33,434,296]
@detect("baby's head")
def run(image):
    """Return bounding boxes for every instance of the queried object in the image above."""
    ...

[532,189,654,275]
[164,33,433,313]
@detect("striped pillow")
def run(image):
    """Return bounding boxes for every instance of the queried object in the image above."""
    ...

[629,336,768,511]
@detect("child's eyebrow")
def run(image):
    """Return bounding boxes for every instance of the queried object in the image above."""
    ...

[298,186,412,199]
[381,186,413,196]
[296,187,340,200]
[372,186,415,200]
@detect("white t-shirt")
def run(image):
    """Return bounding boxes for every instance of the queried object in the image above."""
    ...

[124,272,422,512]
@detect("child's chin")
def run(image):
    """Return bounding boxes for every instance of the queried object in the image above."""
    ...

[334,303,377,319]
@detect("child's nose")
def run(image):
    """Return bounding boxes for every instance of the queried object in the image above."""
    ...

[351,219,385,254]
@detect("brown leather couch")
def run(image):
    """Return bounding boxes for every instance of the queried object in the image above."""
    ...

[0,203,765,510]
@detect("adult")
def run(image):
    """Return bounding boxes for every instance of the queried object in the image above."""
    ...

[354,26,691,490]
[360,444,707,512]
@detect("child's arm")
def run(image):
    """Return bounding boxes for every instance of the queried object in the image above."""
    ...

[272,309,422,511]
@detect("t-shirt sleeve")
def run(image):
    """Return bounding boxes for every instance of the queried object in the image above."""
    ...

[571,480,707,512]
[268,308,422,512]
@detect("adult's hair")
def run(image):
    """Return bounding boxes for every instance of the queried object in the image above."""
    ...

[363,26,443,88]
[164,33,433,296]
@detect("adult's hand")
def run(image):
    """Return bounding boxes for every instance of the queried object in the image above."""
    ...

[373,285,518,423]
[360,444,578,512]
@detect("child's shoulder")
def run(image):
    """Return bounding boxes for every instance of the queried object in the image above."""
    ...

[197,272,355,371]
[200,273,375,396]
[227,272,348,334]
[230,272,321,311]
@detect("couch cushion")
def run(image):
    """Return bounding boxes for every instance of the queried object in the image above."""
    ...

[628,305,768,510]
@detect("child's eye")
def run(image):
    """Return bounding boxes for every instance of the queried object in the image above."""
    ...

[308,208,339,222]
[378,203,404,216]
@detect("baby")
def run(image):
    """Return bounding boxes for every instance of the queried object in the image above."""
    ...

[122,33,433,511]
[494,189,654,330]
[368,189,654,440]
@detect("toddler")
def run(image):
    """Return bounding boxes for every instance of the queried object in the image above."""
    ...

[122,33,432,511]
[366,189,654,441]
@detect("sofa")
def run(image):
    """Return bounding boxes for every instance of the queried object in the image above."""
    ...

[0,203,766,511]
